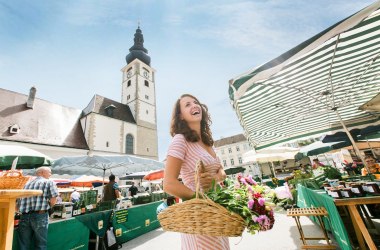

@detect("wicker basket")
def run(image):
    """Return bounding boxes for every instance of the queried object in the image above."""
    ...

[158,161,246,237]
[0,170,30,189]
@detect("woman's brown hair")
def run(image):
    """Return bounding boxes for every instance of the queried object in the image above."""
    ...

[170,94,214,146]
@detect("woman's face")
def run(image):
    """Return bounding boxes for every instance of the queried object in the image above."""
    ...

[365,157,376,167]
[179,96,202,124]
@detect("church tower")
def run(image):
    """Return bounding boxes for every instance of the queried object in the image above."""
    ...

[121,26,158,159]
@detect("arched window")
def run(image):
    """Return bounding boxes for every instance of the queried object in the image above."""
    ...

[125,134,134,154]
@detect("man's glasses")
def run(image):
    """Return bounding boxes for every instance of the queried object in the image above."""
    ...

[366,160,375,163]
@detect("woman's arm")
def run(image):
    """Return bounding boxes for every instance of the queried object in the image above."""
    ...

[163,156,195,200]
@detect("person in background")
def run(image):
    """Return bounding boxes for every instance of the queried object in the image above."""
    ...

[312,158,325,169]
[361,155,380,218]
[102,174,121,202]
[156,196,175,214]
[128,182,138,197]
[17,166,59,250]
[70,188,80,203]
[163,94,228,249]
[361,155,380,176]
[56,193,63,204]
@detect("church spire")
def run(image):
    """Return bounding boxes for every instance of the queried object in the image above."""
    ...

[125,26,151,66]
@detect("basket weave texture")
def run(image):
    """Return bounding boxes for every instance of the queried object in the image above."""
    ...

[158,161,246,237]
[158,197,246,236]
[0,170,30,189]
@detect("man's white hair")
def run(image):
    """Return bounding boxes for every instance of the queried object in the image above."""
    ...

[35,166,51,175]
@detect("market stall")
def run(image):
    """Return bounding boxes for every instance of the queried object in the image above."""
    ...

[297,184,380,250]
[12,201,162,249]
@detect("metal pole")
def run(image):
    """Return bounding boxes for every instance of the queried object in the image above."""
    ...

[334,110,371,175]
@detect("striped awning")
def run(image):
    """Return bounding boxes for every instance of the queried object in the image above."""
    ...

[229,1,380,150]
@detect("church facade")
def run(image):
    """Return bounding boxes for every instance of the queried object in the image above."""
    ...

[0,27,158,160]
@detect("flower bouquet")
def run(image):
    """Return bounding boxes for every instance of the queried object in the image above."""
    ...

[205,173,276,235]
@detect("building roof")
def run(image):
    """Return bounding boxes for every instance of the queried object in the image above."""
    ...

[0,88,88,149]
[82,94,136,123]
[125,26,151,66]
[214,134,247,147]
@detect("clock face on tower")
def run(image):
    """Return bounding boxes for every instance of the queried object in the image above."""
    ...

[127,71,132,78]
[143,70,149,79]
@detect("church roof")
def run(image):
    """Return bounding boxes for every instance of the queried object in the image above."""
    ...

[125,26,151,66]
[82,95,136,123]
[0,88,88,149]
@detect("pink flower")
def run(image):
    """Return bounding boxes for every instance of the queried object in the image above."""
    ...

[246,175,257,185]
[248,199,254,210]
[240,177,247,185]
[258,197,265,206]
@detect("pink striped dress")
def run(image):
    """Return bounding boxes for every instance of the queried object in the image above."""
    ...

[167,134,230,250]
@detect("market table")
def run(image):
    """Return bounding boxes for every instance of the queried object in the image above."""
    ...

[0,189,42,250]
[297,184,380,250]
[11,200,162,249]
[334,196,380,250]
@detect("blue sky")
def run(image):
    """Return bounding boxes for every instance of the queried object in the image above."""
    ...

[0,0,375,160]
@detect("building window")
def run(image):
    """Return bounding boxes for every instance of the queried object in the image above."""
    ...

[127,95,130,100]
[104,104,116,117]
[127,80,131,87]
[228,148,232,154]
[230,158,234,166]
[145,95,149,100]
[106,141,109,147]
[223,160,227,167]
[146,147,149,152]
[145,80,149,87]
[236,146,240,152]
[221,149,225,155]
[238,156,242,164]
[125,134,134,154]
[146,110,149,114]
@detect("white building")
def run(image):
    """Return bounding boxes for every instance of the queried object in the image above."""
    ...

[0,26,158,160]
[214,134,260,176]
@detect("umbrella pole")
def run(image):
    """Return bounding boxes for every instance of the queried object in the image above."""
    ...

[365,139,376,156]
[334,110,371,175]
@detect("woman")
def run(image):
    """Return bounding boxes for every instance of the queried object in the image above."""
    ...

[163,94,228,250]
[361,155,380,176]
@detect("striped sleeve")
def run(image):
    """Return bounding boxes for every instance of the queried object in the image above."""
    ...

[167,134,187,161]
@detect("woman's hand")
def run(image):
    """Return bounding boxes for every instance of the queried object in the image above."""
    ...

[198,163,226,191]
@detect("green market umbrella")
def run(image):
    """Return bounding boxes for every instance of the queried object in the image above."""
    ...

[229,2,380,174]
[322,129,361,143]
[357,124,380,140]
[298,141,351,157]
[0,145,52,170]
[224,166,246,175]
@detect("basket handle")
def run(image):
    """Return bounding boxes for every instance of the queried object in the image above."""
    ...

[5,170,22,177]
[194,160,208,199]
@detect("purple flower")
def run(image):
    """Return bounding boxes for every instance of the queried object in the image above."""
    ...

[240,177,247,185]
[247,199,254,210]
[258,197,265,206]
[255,215,271,230]
[246,175,257,185]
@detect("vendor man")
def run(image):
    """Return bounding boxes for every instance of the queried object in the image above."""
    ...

[102,174,121,201]
[17,166,59,250]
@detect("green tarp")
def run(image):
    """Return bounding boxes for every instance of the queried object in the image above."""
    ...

[297,184,351,250]
[75,210,113,237]
[13,218,90,250]
[113,201,161,244]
